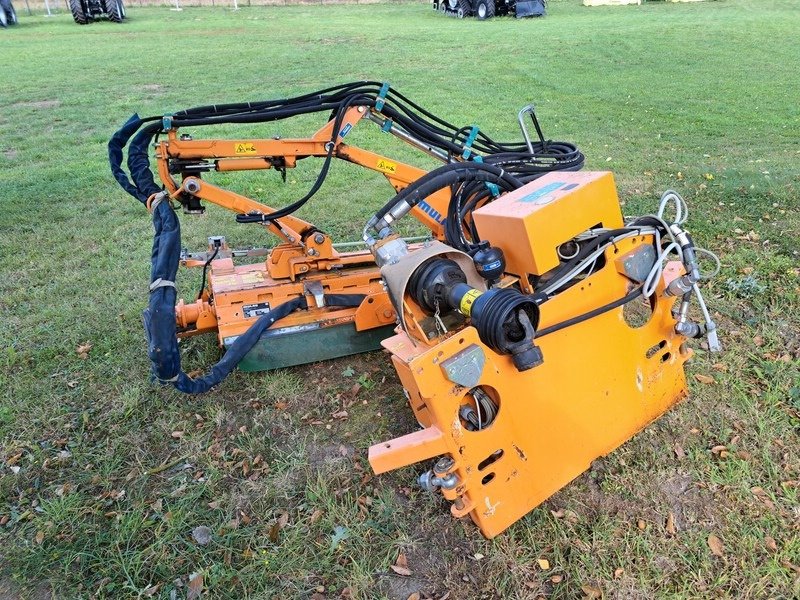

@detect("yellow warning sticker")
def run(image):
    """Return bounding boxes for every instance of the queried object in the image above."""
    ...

[376,159,397,175]
[234,142,257,155]
[459,289,483,316]
[240,273,264,284]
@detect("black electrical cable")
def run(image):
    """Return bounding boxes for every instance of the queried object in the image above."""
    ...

[535,286,645,339]
[197,245,219,300]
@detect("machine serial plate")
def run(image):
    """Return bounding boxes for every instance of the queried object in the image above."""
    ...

[243,302,271,318]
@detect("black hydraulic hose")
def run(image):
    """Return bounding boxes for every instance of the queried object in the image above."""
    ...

[372,161,523,227]
[536,286,645,339]
[111,82,585,227]
[235,92,375,224]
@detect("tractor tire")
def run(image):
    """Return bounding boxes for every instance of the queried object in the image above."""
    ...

[475,0,494,19]
[0,9,6,28]
[117,0,125,19]
[1,0,16,25]
[455,0,470,18]
[103,0,122,22]
[69,0,88,24]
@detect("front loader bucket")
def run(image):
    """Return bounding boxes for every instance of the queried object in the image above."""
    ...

[515,0,545,18]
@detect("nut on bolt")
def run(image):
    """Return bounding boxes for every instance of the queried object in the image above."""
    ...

[419,456,459,493]
[313,233,326,244]
[434,456,455,475]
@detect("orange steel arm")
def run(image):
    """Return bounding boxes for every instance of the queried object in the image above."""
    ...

[154,105,452,240]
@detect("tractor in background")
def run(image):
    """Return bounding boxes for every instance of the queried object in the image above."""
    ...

[433,0,545,19]
[69,0,125,24]
[0,0,18,27]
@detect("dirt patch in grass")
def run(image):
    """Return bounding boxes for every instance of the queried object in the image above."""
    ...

[0,576,51,600]
[10,100,60,110]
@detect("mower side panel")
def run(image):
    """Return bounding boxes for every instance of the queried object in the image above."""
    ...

[234,322,396,372]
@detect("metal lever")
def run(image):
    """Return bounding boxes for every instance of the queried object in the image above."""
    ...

[517,105,547,153]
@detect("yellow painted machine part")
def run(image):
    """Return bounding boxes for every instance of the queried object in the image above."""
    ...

[369,172,692,538]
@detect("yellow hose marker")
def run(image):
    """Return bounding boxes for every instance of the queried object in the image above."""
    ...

[459,289,483,316]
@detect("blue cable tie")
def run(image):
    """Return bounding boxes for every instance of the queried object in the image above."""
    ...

[162,114,173,131]
[461,125,479,159]
[375,82,390,111]
[381,119,393,133]
[472,155,500,197]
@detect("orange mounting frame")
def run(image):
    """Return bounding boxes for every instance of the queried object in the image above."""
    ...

[368,172,694,537]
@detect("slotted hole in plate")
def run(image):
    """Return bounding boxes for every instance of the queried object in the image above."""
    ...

[645,339,667,359]
[478,449,504,471]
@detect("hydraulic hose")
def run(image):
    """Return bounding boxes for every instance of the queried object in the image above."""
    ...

[109,81,584,219]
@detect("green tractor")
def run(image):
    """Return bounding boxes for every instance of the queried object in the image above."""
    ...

[69,0,126,24]
[0,0,18,27]
[433,0,545,19]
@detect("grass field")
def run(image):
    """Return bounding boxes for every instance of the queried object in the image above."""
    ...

[1,0,799,598]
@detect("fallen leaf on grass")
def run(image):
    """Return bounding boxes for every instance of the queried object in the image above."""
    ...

[537,558,550,570]
[395,552,409,569]
[711,445,729,459]
[268,512,289,543]
[171,431,184,439]
[637,519,646,531]
[782,561,800,574]
[390,565,412,577]
[581,583,602,599]
[693,374,715,385]
[310,509,323,523]
[613,568,624,579]
[192,526,212,546]
[473,553,484,560]
[144,584,161,597]
[187,572,204,600]
[551,575,563,584]
[665,512,676,535]
[406,593,420,600]
[76,343,92,359]
[708,534,725,557]
[764,536,778,552]
[673,443,685,460]
[35,530,44,545]
[330,525,349,551]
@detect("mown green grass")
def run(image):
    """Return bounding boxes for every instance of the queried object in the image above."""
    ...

[1,1,798,598]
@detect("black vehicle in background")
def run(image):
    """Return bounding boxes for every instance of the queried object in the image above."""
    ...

[69,0,126,24]
[0,0,18,27]
[433,0,545,19]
